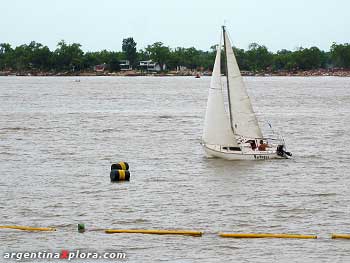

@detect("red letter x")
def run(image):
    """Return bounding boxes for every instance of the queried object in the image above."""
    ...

[61,250,69,259]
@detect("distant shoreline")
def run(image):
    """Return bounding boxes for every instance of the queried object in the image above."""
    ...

[1,69,350,77]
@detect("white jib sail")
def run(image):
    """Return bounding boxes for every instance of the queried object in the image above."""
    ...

[202,42,238,147]
[224,30,263,139]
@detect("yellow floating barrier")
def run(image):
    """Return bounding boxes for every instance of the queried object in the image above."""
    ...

[0,225,56,232]
[219,233,317,239]
[332,234,350,239]
[105,229,202,236]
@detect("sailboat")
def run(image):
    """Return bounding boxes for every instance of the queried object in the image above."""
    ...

[201,26,291,160]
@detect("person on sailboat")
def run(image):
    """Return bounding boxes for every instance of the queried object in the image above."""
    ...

[249,140,257,150]
[258,140,269,151]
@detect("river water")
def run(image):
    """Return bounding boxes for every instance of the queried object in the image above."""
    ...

[0,76,349,263]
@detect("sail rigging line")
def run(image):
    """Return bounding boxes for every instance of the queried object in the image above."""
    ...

[222,25,235,135]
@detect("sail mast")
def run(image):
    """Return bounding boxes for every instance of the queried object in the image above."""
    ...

[222,26,235,134]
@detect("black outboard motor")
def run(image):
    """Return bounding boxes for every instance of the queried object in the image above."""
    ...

[277,145,292,157]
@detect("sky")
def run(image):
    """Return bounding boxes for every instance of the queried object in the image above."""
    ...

[1,0,349,52]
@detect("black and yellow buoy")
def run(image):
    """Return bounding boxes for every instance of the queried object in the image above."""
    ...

[111,162,129,171]
[110,169,130,181]
[110,161,130,181]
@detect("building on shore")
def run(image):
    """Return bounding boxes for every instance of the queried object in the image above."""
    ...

[139,60,166,72]
[119,60,132,71]
[93,63,107,72]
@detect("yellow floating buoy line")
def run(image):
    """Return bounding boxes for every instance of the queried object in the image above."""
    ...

[219,233,317,239]
[0,225,56,232]
[331,234,350,239]
[105,229,203,237]
[110,161,130,181]
[2,225,348,240]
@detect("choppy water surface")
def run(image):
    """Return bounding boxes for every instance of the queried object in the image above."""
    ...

[0,76,349,263]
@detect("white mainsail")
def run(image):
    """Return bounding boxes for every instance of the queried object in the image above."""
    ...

[202,42,238,146]
[223,29,263,139]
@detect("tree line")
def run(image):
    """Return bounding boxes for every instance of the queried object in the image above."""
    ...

[0,37,349,73]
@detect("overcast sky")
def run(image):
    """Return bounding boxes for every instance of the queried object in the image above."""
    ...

[1,0,349,52]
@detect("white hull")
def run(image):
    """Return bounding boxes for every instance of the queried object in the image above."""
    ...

[202,144,287,160]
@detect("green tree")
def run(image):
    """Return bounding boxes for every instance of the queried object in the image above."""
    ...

[12,44,32,71]
[82,50,123,71]
[233,46,248,70]
[330,43,350,68]
[273,49,293,70]
[293,47,325,70]
[169,47,187,69]
[53,40,84,71]
[2,39,348,73]
[109,55,121,72]
[82,52,100,69]
[145,42,171,71]
[183,47,200,69]
[122,37,137,67]
[29,41,52,70]
[137,49,150,62]
[246,43,273,71]
[0,43,13,70]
